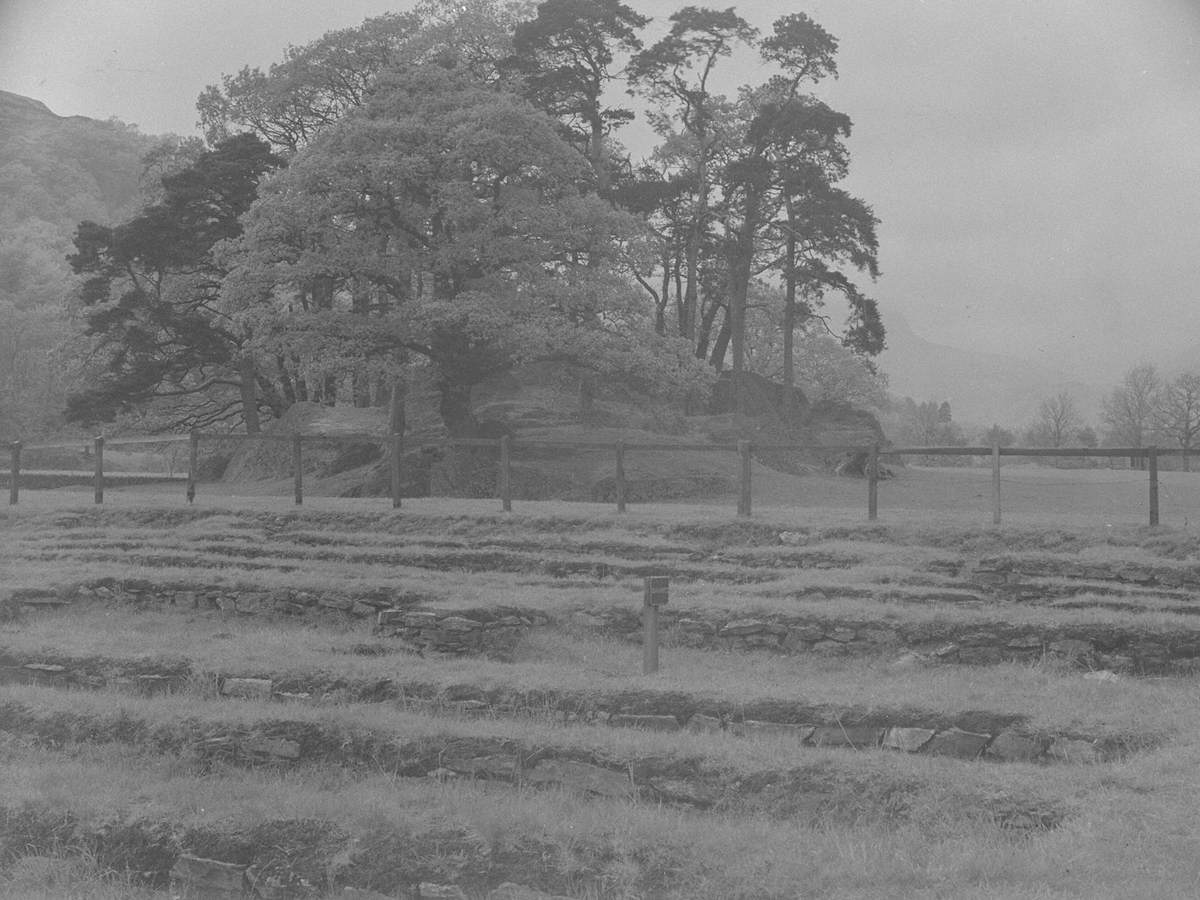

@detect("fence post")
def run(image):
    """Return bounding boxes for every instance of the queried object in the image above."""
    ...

[9,441,20,505]
[737,440,752,517]
[991,440,1002,525]
[615,441,626,513]
[499,435,512,512]
[867,444,879,521]
[93,436,105,504]
[1149,446,1159,526]
[390,433,403,509]
[292,434,303,506]
[187,430,199,503]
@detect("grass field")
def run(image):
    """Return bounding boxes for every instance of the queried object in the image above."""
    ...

[4,468,1200,898]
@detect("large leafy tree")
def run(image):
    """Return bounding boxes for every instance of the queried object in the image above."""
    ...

[221,60,704,438]
[509,0,648,193]
[626,9,882,415]
[66,134,284,431]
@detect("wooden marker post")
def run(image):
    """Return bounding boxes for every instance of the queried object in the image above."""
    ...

[390,433,403,509]
[615,441,626,513]
[9,441,20,505]
[93,436,104,504]
[993,439,1003,525]
[737,441,752,517]
[867,444,879,521]
[499,435,512,512]
[1149,446,1159,526]
[642,575,669,675]
[292,435,303,506]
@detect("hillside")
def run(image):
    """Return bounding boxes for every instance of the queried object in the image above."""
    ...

[0,91,156,435]
[0,90,152,231]
[879,312,1104,430]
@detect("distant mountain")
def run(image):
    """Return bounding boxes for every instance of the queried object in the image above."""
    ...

[0,89,153,233]
[878,312,1104,431]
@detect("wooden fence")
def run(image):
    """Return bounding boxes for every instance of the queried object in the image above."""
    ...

[3,433,1186,526]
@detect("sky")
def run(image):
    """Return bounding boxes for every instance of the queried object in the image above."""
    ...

[2,0,1200,384]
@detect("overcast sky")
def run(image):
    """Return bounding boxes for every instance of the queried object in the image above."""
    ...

[2,0,1199,382]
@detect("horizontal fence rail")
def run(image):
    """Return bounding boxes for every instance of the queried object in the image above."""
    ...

[2,432,1189,525]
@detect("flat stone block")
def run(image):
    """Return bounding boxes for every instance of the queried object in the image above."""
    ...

[403,611,439,627]
[719,618,769,636]
[924,727,990,760]
[882,727,935,753]
[527,759,632,798]
[808,725,882,749]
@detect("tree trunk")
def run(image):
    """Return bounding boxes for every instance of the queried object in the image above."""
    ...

[238,355,261,434]
[709,317,731,372]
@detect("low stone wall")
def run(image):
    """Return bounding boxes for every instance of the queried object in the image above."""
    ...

[8,578,1200,674]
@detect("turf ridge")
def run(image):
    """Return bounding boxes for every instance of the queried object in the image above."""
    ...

[0,686,1071,833]
[0,647,1144,765]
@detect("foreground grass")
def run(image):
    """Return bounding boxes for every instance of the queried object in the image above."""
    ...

[1,739,1198,899]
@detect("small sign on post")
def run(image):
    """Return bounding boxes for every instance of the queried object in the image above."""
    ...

[642,575,669,675]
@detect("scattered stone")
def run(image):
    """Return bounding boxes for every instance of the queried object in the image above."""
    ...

[931,643,960,660]
[924,728,990,760]
[526,759,632,798]
[881,727,935,753]
[786,625,826,643]
[719,619,770,636]
[609,714,680,732]
[221,677,273,700]
[171,855,247,895]
[403,611,440,628]
[986,731,1046,762]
